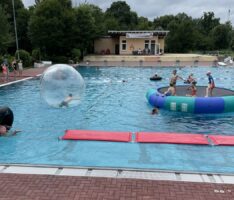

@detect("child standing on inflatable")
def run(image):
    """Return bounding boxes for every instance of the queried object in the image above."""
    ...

[185,73,196,84]
[163,83,176,96]
[205,71,215,97]
[170,70,183,94]
[186,81,197,97]
[170,70,183,86]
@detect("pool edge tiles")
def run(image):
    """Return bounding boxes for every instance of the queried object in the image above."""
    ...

[0,76,40,87]
[1,164,234,184]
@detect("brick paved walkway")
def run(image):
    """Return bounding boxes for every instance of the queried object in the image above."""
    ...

[0,67,46,85]
[0,173,233,200]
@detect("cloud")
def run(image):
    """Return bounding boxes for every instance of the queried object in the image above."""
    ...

[22,0,234,24]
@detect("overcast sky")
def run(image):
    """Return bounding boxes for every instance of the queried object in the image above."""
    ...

[22,0,234,25]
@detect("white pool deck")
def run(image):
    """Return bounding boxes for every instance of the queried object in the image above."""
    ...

[0,164,234,184]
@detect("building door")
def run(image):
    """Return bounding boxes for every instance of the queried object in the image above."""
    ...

[150,40,155,55]
[115,44,119,55]
[156,44,160,54]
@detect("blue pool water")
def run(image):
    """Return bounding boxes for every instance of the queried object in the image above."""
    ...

[1,66,234,173]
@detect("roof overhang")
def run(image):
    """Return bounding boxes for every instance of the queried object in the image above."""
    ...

[108,30,169,37]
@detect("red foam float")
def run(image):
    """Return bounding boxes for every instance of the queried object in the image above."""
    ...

[62,130,132,142]
[208,135,234,146]
[135,132,209,145]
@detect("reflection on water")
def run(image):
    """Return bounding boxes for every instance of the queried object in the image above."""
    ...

[1,66,233,134]
[160,111,234,134]
[0,66,234,173]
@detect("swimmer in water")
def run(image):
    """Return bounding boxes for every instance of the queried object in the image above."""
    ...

[0,125,21,136]
[151,107,159,115]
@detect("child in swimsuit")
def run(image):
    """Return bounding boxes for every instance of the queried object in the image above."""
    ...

[59,94,73,107]
[163,83,176,96]
[1,64,8,82]
[205,71,215,97]
[185,73,196,84]
[186,82,197,97]
[59,94,80,107]
[170,70,183,86]
[151,107,159,115]
[0,125,21,136]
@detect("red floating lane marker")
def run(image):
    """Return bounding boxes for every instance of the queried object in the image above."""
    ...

[62,130,132,142]
[208,135,234,146]
[135,132,209,145]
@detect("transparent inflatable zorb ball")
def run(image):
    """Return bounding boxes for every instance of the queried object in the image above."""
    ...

[40,64,85,108]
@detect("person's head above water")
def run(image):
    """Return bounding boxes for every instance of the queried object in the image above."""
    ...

[69,94,73,97]
[206,71,211,75]
[173,70,177,74]
[0,125,7,135]
[151,108,159,115]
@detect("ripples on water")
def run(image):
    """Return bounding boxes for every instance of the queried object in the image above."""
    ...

[0,66,234,172]
[1,66,234,134]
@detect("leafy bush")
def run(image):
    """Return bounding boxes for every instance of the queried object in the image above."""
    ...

[16,49,32,68]
[0,55,3,64]
[71,48,81,63]
[50,55,68,63]
[32,48,41,62]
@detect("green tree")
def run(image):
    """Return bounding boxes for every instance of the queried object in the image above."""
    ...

[35,0,44,5]
[17,8,31,51]
[198,12,220,34]
[32,48,41,62]
[153,15,176,30]
[230,30,234,50]
[28,0,75,60]
[210,23,232,49]
[193,30,213,51]
[73,4,96,57]
[166,13,196,53]
[0,0,24,17]
[86,4,106,36]
[104,17,120,31]
[16,49,31,67]
[0,5,13,54]
[137,16,153,30]
[0,0,30,54]
[105,1,138,30]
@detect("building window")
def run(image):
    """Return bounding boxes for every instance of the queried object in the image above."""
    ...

[145,40,149,49]
[122,40,127,51]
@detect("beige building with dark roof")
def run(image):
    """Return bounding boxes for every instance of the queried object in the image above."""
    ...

[94,30,169,55]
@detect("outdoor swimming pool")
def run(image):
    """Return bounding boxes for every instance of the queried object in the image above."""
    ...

[1,66,234,173]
